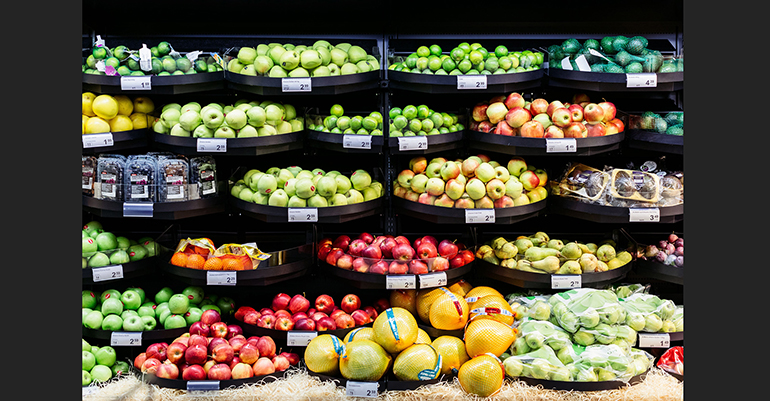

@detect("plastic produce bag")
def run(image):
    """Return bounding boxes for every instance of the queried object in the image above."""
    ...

[567,344,650,382]
[547,288,626,333]
[618,293,678,333]
[503,344,571,381]
[514,317,573,353]
[508,294,552,321]
[656,346,683,376]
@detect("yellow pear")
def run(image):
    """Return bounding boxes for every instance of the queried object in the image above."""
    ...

[113,95,134,116]
[84,117,111,134]
[130,112,149,129]
[109,115,134,132]
[92,94,119,120]
[82,92,97,117]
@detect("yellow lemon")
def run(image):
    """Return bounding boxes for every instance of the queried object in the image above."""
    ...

[113,95,134,116]
[82,92,97,117]
[92,94,119,120]
[84,117,111,134]
[108,115,134,132]
[129,112,149,129]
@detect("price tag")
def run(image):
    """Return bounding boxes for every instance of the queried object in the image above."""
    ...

[551,274,582,289]
[282,77,312,92]
[588,48,612,63]
[82,133,114,148]
[197,138,227,152]
[638,333,671,348]
[286,331,318,346]
[187,381,220,392]
[386,275,416,290]
[82,386,98,397]
[94,35,105,48]
[123,202,154,218]
[139,44,152,71]
[419,272,447,288]
[110,331,142,346]
[120,76,152,90]
[626,73,658,88]
[346,381,379,398]
[574,55,591,71]
[465,209,495,224]
[457,75,487,90]
[398,136,428,151]
[207,271,237,286]
[560,57,573,70]
[92,265,124,282]
[288,208,318,222]
[186,50,203,62]
[629,208,660,222]
[343,134,372,149]
[546,138,577,153]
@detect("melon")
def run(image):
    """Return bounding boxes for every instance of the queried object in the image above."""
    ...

[304,334,345,376]
[392,343,442,381]
[457,354,505,397]
[464,318,517,358]
[372,307,419,354]
[432,335,470,375]
[339,339,391,381]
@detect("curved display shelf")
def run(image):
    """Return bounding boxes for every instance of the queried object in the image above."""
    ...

[475,259,633,289]
[231,196,384,223]
[548,196,683,224]
[545,69,683,92]
[239,322,371,347]
[82,71,225,95]
[81,129,149,154]
[633,258,683,285]
[225,70,381,96]
[306,368,445,393]
[158,244,313,286]
[392,196,546,225]
[150,130,304,156]
[131,365,291,390]
[467,131,625,156]
[320,260,473,290]
[513,367,649,391]
[82,256,158,283]
[306,130,385,154]
[387,69,544,94]
[83,194,226,220]
[387,130,465,155]
[82,326,188,342]
[305,369,388,395]
[625,129,684,155]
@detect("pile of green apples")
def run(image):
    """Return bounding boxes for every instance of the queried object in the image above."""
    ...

[231,166,383,208]
[228,40,380,78]
[82,340,126,387]
[548,36,683,74]
[306,103,384,136]
[388,42,544,75]
[152,98,303,139]
[81,221,162,269]
[388,104,465,137]
[83,40,223,76]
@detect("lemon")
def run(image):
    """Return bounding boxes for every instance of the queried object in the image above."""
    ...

[432,335,470,375]
[84,117,111,134]
[458,354,505,397]
[108,115,134,133]
[92,94,119,120]
[113,95,134,116]
[82,92,97,117]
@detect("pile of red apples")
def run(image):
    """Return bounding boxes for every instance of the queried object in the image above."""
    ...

[318,232,475,275]
[470,92,625,138]
[134,308,299,381]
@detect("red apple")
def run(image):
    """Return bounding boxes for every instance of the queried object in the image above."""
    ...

[378,238,397,259]
[141,357,162,374]
[208,337,228,354]
[598,101,617,122]
[392,243,415,262]
[145,342,168,362]
[583,103,604,124]
[203,359,217,375]
[311,311,329,322]
[229,336,248,353]
[546,100,565,117]
[288,294,310,314]
[271,293,292,312]
[449,254,466,268]
[273,309,292,320]
[280,351,300,366]
[184,344,208,365]
[252,357,276,376]
[564,121,588,138]
[503,92,526,109]
[504,106,531,129]
[416,242,438,261]
[229,356,241,370]
[369,260,389,275]
[551,107,572,127]
[166,341,187,365]
[408,259,430,275]
[207,363,232,380]
[347,238,368,257]
[336,254,354,270]
[568,103,584,122]
[330,308,345,320]
[243,310,261,325]
[340,294,362,313]
[363,306,379,321]
[259,308,274,316]
[437,239,459,258]
[316,316,337,331]
[586,122,606,137]
[472,102,489,122]
[350,310,371,326]
[231,362,255,379]
[529,98,549,115]
[234,306,257,322]
[317,243,333,260]
[200,309,221,326]
[325,248,345,266]
[430,256,450,272]
[134,352,147,370]
[256,314,276,329]
[238,342,261,365]
[460,250,475,265]
[272,354,291,372]
[210,322,229,338]
[246,336,261,347]
[317,237,333,248]
[602,120,620,135]
[227,324,243,340]
[182,364,207,381]
[358,232,375,244]
[334,313,356,329]
[609,117,625,133]
[544,125,565,138]
[372,298,390,314]
[494,120,515,136]
[332,235,351,251]
[389,260,409,274]
[519,120,544,138]
[212,343,235,364]
[155,360,180,379]
[372,235,387,248]
[274,316,294,331]
[291,311,308,323]
[494,195,516,208]
[352,257,370,273]
[294,317,317,331]
[256,336,276,358]
[188,334,208,348]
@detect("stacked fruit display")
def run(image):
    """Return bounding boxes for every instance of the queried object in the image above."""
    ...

[388,42,544,75]
[82,340,127,386]
[231,166,382,207]
[227,41,379,78]
[547,36,683,73]
[83,40,223,76]
[394,155,548,208]
[617,293,682,333]
[82,92,156,134]
[628,111,684,136]
[387,104,465,137]
[168,237,271,271]
[233,292,386,331]
[318,233,475,274]
[153,99,303,138]
[306,103,384,135]
[476,231,633,274]
[82,220,162,269]
[631,233,684,268]
[470,92,624,138]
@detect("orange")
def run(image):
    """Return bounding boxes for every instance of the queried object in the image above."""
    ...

[203,257,223,271]
[222,257,243,271]
[170,252,188,267]
[186,254,207,269]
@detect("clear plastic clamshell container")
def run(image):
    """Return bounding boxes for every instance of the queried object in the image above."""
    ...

[157,156,189,202]
[95,155,126,201]
[124,155,158,202]
[190,156,218,200]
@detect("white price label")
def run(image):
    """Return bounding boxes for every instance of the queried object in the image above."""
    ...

[288,208,318,222]
[626,73,658,88]
[386,275,416,290]
[465,209,495,224]
[419,272,448,288]
[638,333,671,348]
[629,208,660,222]
[398,136,428,151]
[346,381,379,398]
[457,75,487,89]
[343,134,372,149]
[282,77,312,92]
[551,274,582,289]
[286,331,318,346]
[82,133,114,148]
[546,138,577,153]
[120,76,152,90]
[207,271,237,286]
[197,138,227,152]
[94,35,105,48]
[574,55,591,71]
[560,57,573,70]
[110,331,142,346]
[92,265,124,282]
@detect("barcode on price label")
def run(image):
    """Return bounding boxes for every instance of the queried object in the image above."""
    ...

[551,274,582,289]
[457,75,487,89]
[282,77,312,92]
[207,271,237,286]
[82,133,114,148]
[626,73,658,88]
[465,209,495,224]
[111,331,142,346]
[419,272,448,288]
[346,381,379,398]
[288,208,318,222]
[343,134,372,149]
[286,331,318,346]
[546,138,577,153]
[386,275,416,289]
[638,333,670,348]
[629,208,660,222]
[120,76,152,90]
[92,265,124,282]
[197,138,227,152]
[398,136,428,151]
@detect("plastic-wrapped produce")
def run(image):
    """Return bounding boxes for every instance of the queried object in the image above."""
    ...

[124,155,157,202]
[95,155,126,201]
[157,156,189,202]
[508,294,552,322]
[609,169,659,203]
[618,293,678,333]
[547,289,626,334]
[190,156,218,199]
[82,155,98,197]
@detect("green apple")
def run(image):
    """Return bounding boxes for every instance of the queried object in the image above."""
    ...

[315,175,337,197]
[109,249,130,265]
[101,297,123,316]
[158,308,172,325]
[182,286,204,304]
[99,289,120,304]
[185,307,204,325]
[82,290,98,309]
[94,346,117,366]
[252,191,270,205]
[200,304,221,314]
[168,293,190,314]
[154,287,174,304]
[122,314,144,331]
[295,178,316,199]
[141,315,157,331]
[328,193,348,206]
[111,360,131,377]
[119,290,142,310]
[83,221,104,237]
[82,350,97,371]
[216,296,236,317]
[268,189,289,207]
[362,186,379,201]
[307,194,328,207]
[345,189,364,204]
[87,252,111,268]
[82,338,92,352]
[90,365,112,383]
[257,174,278,195]
[164,314,187,330]
[334,175,352,194]
[120,310,139,320]
[142,240,160,257]
[137,303,156,318]
[288,195,306,207]
[246,106,267,127]
[350,170,372,191]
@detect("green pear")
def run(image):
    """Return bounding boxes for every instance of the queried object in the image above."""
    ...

[546,239,565,251]
[561,242,583,260]
[529,255,560,273]
[596,244,617,262]
[513,238,533,254]
[524,246,561,261]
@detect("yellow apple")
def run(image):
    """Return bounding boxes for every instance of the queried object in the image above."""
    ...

[82,92,97,117]
[113,95,134,116]
[92,94,119,120]
[85,117,111,134]
[129,112,149,129]
[109,115,134,132]
[132,96,155,114]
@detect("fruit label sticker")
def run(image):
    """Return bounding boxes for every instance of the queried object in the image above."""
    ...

[82,133,114,148]
[187,380,220,392]
[638,333,671,348]
[288,207,318,222]
[457,75,487,90]
[343,134,372,149]
[626,73,658,88]
[110,331,142,347]
[629,208,660,222]
[346,381,379,398]
[197,138,227,152]
[123,202,154,218]
[419,272,448,288]
[207,271,237,286]
[386,275,416,290]
[398,136,428,151]
[465,209,495,224]
[139,44,152,71]
[282,78,312,92]
[94,35,105,48]
[546,138,577,153]
[551,274,581,289]
[286,331,318,346]
[92,265,124,282]
[120,76,152,90]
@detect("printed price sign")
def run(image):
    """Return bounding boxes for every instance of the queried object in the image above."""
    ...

[457,75,487,89]
[398,136,428,151]
[92,265,124,282]
[120,76,152,90]
[638,333,671,348]
[465,209,495,224]
[626,73,658,88]
[386,275,416,290]
[419,272,448,288]
[629,208,660,222]
[346,381,379,398]
[82,133,114,148]
[343,134,372,149]
[207,271,237,286]
[282,77,312,92]
[546,138,577,153]
[110,332,142,346]
[286,331,318,346]
[551,274,582,289]
[288,208,318,222]
[197,138,227,152]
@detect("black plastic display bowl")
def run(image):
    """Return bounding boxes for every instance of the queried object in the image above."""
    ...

[467,130,625,156]
[225,70,381,96]
[512,367,649,391]
[131,365,293,390]
[83,194,227,220]
[625,129,684,155]
[82,71,226,95]
[387,69,544,94]
[548,196,684,224]
[82,128,149,154]
[151,130,304,156]
[392,196,545,225]
[320,260,473,290]
[306,130,385,154]
[387,130,465,155]
[633,258,684,285]
[476,258,633,289]
[82,255,158,283]
[546,69,684,92]
[82,325,188,343]
[238,322,371,348]
[231,196,384,223]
